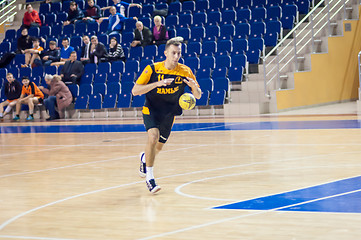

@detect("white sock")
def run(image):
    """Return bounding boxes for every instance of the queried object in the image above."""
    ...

[0,113,3,117]
[146,167,154,181]
[141,152,146,163]
[5,106,12,113]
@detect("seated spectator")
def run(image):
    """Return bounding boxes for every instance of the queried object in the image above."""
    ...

[100,0,142,18]
[152,15,169,46]
[51,38,75,66]
[106,6,137,35]
[60,51,84,85]
[16,28,35,54]
[0,73,22,121]
[80,35,91,65]
[21,4,42,29]
[89,35,107,64]
[105,37,126,62]
[63,1,84,26]
[130,21,153,47]
[39,74,73,121]
[37,40,60,67]
[13,76,44,121]
[21,38,44,68]
[82,0,102,23]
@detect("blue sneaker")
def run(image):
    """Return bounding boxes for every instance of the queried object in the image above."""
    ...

[26,115,34,121]
[139,152,146,178]
[146,179,161,194]
[12,116,20,121]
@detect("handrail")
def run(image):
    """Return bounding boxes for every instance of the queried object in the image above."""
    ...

[262,0,351,97]
[0,0,17,27]
[0,0,16,13]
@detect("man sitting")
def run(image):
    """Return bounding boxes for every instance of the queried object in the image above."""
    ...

[60,51,84,85]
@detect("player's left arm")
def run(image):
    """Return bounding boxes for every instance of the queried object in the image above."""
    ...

[183,77,202,99]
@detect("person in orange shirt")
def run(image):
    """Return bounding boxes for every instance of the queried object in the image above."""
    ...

[22,38,44,68]
[13,76,44,121]
[132,37,202,194]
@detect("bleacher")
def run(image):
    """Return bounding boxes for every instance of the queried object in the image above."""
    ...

[0,0,312,118]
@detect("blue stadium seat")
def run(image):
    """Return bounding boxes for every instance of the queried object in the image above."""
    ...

[142,4,155,16]
[121,81,134,95]
[187,42,201,56]
[39,3,50,15]
[74,22,87,37]
[248,37,264,52]
[144,45,158,59]
[0,42,11,55]
[45,13,57,26]
[223,0,237,10]
[209,0,223,10]
[93,73,107,84]
[111,61,125,75]
[231,52,247,68]
[207,11,221,25]
[198,78,214,93]
[237,9,251,23]
[75,94,89,110]
[195,0,209,12]
[190,26,205,42]
[139,17,152,29]
[67,84,79,99]
[253,0,267,8]
[80,73,94,84]
[184,56,200,70]
[235,22,250,39]
[205,25,220,39]
[179,13,193,27]
[197,90,209,106]
[267,6,282,20]
[129,46,143,60]
[169,1,182,15]
[208,90,226,106]
[283,4,298,22]
[76,0,85,9]
[28,27,39,37]
[220,24,235,40]
[264,32,278,47]
[99,19,109,34]
[117,93,132,108]
[97,0,108,8]
[20,67,32,78]
[131,94,145,108]
[217,39,232,54]
[87,21,99,36]
[31,66,44,78]
[102,94,117,109]
[93,83,107,96]
[215,55,231,69]
[266,20,282,36]
[196,68,212,79]
[0,69,7,79]
[4,29,16,42]
[125,60,140,73]
[246,49,261,64]
[176,27,190,41]
[44,65,57,75]
[201,41,217,55]
[128,4,142,18]
[70,36,82,49]
[182,1,195,12]
[213,77,230,92]
[296,0,310,14]
[84,63,97,76]
[79,84,93,96]
[8,68,19,79]
[63,24,75,38]
[98,62,111,74]
[107,72,121,83]
[122,72,136,83]
[238,0,251,9]
[281,15,295,30]
[57,12,68,24]
[165,15,179,28]
[250,21,266,37]
[123,18,138,33]
[40,26,51,37]
[140,59,154,72]
[212,67,227,79]
[30,76,41,86]
[58,65,63,75]
[155,2,168,10]
[97,34,108,46]
[62,1,71,12]
[106,82,121,95]
[51,2,62,13]
[14,54,25,68]
[228,66,244,82]
[222,9,236,24]
[50,24,62,38]
[193,12,207,26]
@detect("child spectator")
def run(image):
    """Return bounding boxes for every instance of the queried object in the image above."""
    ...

[0,73,22,121]
[21,4,42,29]
[63,1,84,26]
[21,38,44,68]
[13,76,44,121]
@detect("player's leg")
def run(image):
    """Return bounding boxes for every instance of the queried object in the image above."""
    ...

[26,97,39,120]
[13,100,23,120]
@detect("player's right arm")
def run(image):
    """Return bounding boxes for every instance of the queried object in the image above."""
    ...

[132,65,173,96]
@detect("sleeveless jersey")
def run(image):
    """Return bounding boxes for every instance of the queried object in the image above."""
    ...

[21,82,44,99]
[135,61,198,117]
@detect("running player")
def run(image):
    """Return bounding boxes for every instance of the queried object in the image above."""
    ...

[132,37,202,194]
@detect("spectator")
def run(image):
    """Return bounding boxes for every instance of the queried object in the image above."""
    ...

[80,35,91,65]
[106,6,138,35]
[60,51,84,85]
[105,37,126,62]
[13,76,44,121]
[63,1,84,26]
[89,35,107,64]
[38,40,60,67]
[130,21,153,47]
[16,28,35,54]
[101,0,142,17]
[0,73,22,121]
[21,38,44,68]
[51,38,75,66]
[82,0,102,23]
[152,15,169,46]
[39,74,73,121]
[21,4,42,29]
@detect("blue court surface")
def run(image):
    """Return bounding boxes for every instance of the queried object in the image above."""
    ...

[214,175,361,213]
[1,119,361,134]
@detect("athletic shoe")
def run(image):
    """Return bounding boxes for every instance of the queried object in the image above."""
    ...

[139,152,146,178]
[146,179,161,194]
[0,116,3,122]
[12,116,20,121]
[26,116,34,121]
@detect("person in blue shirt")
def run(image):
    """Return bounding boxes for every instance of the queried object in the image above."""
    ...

[106,6,138,35]
[101,0,142,16]
[51,38,74,67]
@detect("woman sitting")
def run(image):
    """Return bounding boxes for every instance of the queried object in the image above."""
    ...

[152,15,169,46]
[105,37,126,62]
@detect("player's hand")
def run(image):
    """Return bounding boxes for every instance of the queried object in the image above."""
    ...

[158,78,173,86]
[183,77,197,88]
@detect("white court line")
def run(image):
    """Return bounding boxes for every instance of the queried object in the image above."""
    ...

[137,188,361,240]
[0,235,84,240]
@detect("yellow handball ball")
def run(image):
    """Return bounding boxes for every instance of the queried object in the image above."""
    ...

[179,93,196,110]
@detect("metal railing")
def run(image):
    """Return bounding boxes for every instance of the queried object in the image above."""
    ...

[0,0,17,26]
[262,0,353,97]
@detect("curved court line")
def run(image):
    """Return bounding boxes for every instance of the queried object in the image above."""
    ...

[138,188,361,240]
[174,163,361,201]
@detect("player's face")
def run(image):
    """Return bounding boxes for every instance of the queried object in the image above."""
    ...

[22,79,30,86]
[165,44,182,65]
[6,75,14,83]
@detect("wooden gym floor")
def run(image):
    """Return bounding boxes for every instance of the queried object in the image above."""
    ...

[1,102,361,240]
